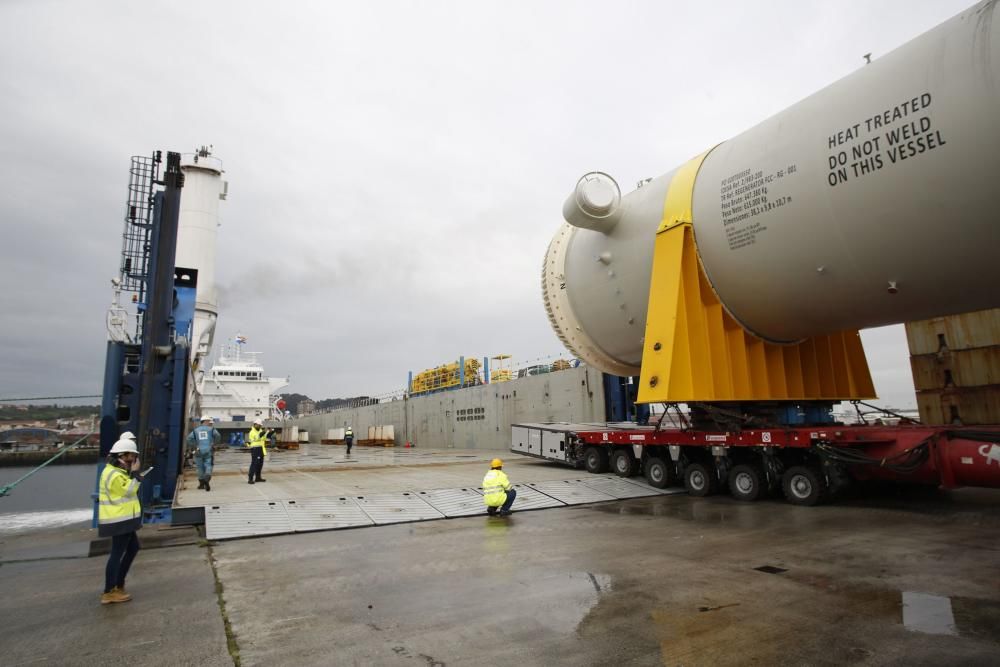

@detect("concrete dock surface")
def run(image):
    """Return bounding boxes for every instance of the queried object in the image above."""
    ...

[2,452,999,666]
[175,445,612,506]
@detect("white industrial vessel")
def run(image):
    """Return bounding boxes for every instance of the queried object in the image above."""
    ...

[177,146,227,372]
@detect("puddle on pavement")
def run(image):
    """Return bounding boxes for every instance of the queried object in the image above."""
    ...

[783,569,1000,640]
[592,498,779,529]
[902,591,957,635]
[516,571,611,634]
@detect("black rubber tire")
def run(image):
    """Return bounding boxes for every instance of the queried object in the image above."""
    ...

[611,448,639,477]
[684,462,717,497]
[583,447,609,474]
[644,456,672,489]
[782,466,828,506]
[728,463,765,502]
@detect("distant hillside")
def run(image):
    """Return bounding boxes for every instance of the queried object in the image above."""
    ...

[279,394,372,414]
[0,405,99,421]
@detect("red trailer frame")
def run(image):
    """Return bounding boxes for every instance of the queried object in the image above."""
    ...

[518,422,1000,505]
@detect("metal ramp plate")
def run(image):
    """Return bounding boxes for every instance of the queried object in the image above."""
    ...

[205,500,291,540]
[502,484,566,511]
[283,497,374,532]
[416,487,487,518]
[527,479,617,505]
[354,492,446,525]
[578,476,672,499]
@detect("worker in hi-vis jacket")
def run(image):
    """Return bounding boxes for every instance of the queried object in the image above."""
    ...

[482,458,516,516]
[247,419,271,484]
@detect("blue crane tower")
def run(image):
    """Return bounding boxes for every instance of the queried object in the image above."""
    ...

[97,151,196,525]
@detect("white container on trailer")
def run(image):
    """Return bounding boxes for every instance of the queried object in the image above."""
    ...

[545,2,1000,376]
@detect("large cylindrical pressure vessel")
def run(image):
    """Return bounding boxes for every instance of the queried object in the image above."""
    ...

[544,1,1000,376]
[177,147,227,368]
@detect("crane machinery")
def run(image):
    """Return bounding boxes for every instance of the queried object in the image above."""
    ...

[97,148,226,524]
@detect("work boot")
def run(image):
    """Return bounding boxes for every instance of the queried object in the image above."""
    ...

[248,479,255,484]
[204,480,211,492]
[100,587,132,605]
[499,509,512,517]
[486,507,497,516]
[198,480,205,489]
[255,478,266,483]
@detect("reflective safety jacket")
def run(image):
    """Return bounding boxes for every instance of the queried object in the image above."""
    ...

[98,463,141,537]
[345,428,354,440]
[482,469,511,507]
[187,425,221,455]
[248,426,268,456]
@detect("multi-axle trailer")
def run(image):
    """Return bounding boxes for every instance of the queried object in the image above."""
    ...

[512,420,1000,506]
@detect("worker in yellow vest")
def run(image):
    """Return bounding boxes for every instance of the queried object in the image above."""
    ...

[247,418,271,484]
[482,458,516,516]
[98,438,145,604]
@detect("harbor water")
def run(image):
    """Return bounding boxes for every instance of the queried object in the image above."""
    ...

[0,464,94,535]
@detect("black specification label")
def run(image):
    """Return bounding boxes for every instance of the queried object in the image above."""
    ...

[719,165,796,251]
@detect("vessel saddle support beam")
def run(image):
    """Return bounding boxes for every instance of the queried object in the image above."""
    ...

[637,151,876,404]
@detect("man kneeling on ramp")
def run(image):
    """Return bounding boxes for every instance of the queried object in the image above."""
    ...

[482,458,516,516]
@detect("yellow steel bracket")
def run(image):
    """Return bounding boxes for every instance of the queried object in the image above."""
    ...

[638,153,875,403]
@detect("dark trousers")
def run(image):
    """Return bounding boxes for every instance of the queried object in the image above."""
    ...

[501,487,517,512]
[346,437,353,454]
[249,447,264,481]
[489,488,517,514]
[105,531,140,592]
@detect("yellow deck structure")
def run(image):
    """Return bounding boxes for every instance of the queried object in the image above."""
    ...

[410,357,482,395]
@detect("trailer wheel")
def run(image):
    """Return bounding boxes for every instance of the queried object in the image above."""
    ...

[684,462,717,496]
[611,448,639,477]
[728,464,765,502]
[644,456,672,489]
[584,447,609,474]
[782,466,827,506]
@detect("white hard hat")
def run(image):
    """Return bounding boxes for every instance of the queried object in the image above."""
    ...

[253,418,263,426]
[120,431,136,440]
[200,415,212,422]
[110,439,139,455]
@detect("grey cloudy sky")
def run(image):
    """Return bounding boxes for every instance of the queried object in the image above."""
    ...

[0,0,972,408]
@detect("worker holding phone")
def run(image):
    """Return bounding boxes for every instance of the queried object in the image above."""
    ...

[98,438,150,605]
[247,418,271,484]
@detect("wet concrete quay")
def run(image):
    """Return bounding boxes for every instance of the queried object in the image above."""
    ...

[2,462,999,666]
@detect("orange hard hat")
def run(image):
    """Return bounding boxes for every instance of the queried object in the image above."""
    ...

[490,458,503,468]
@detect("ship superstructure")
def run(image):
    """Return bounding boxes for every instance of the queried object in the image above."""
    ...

[198,337,289,423]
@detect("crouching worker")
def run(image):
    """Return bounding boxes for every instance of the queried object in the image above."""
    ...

[98,438,144,605]
[187,415,221,491]
[482,458,516,516]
